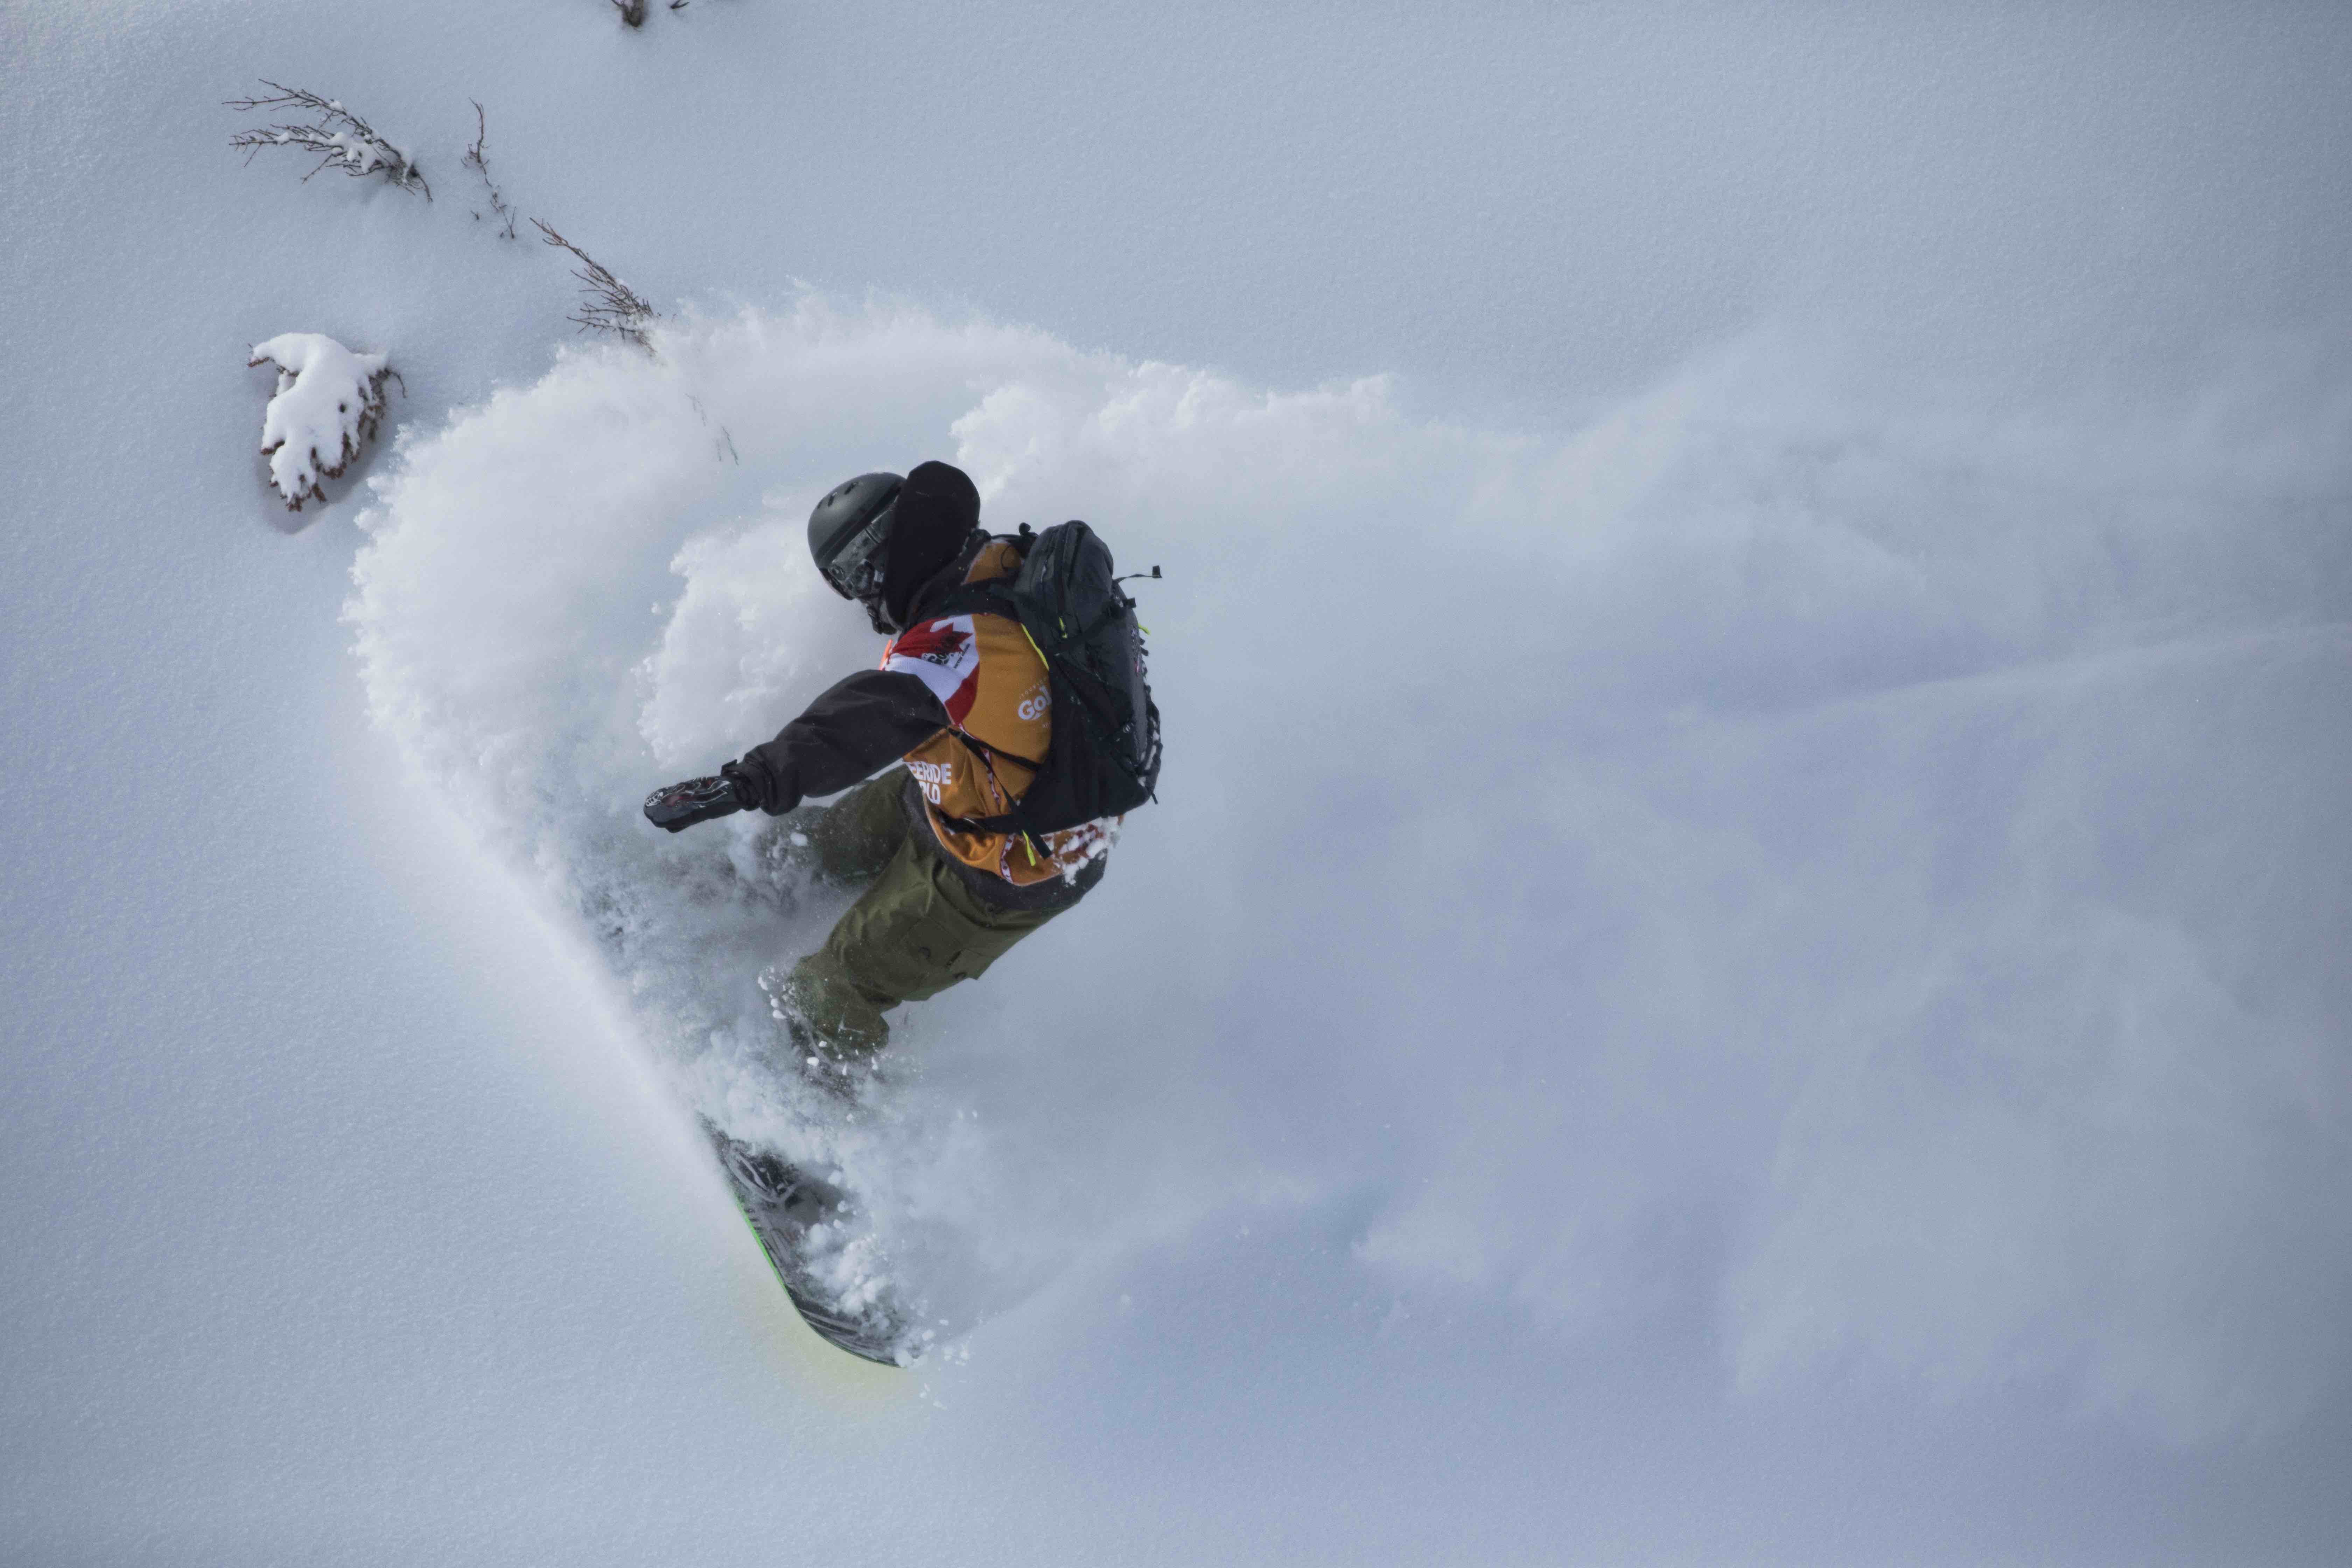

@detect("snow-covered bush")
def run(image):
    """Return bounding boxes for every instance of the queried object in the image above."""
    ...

[248,333,395,510]
[228,83,428,199]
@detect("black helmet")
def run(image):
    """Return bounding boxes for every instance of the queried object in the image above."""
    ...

[807,462,985,633]
[807,471,903,607]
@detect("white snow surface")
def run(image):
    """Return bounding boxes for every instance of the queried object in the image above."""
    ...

[251,331,389,507]
[6,1,2352,1563]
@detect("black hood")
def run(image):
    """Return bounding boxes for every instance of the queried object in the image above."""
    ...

[879,460,982,629]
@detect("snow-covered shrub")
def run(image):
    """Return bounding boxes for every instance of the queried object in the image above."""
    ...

[248,333,395,510]
[228,83,428,199]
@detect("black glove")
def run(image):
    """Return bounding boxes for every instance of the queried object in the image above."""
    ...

[643,771,750,833]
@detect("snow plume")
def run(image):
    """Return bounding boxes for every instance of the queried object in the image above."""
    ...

[348,299,2352,1434]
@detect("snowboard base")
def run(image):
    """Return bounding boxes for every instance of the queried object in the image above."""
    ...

[702,1118,908,1366]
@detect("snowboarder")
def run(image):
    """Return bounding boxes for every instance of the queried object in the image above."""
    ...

[642,460,1146,1092]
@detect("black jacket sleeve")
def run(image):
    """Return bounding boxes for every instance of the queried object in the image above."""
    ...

[726,668,947,814]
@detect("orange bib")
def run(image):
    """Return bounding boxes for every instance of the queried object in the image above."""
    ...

[880,542,1114,887]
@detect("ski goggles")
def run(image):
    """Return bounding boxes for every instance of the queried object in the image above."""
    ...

[821,499,896,603]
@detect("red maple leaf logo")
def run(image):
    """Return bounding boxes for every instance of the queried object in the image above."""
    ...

[890,620,973,667]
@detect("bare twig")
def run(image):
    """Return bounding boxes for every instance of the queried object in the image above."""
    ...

[614,0,648,26]
[227,81,429,199]
[462,102,518,239]
[532,219,656,350]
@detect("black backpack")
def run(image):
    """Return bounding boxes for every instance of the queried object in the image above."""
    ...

[931,521,1162,840]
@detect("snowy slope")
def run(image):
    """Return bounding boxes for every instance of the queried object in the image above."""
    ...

[6,1,2352,1562]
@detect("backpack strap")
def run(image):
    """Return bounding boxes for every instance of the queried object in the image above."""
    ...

[924,581,1018,623]
[913,528,1034,625]
[932,733,1047,862]
[945,725,1042,779]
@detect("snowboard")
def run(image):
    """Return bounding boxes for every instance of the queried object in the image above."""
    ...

[701,1118,909,1365]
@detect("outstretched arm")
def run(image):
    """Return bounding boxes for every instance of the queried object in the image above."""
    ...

[727,668,947,813]
[643,668,948,832]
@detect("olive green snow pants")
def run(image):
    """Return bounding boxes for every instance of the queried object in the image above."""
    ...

[776,768,1060,1062]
